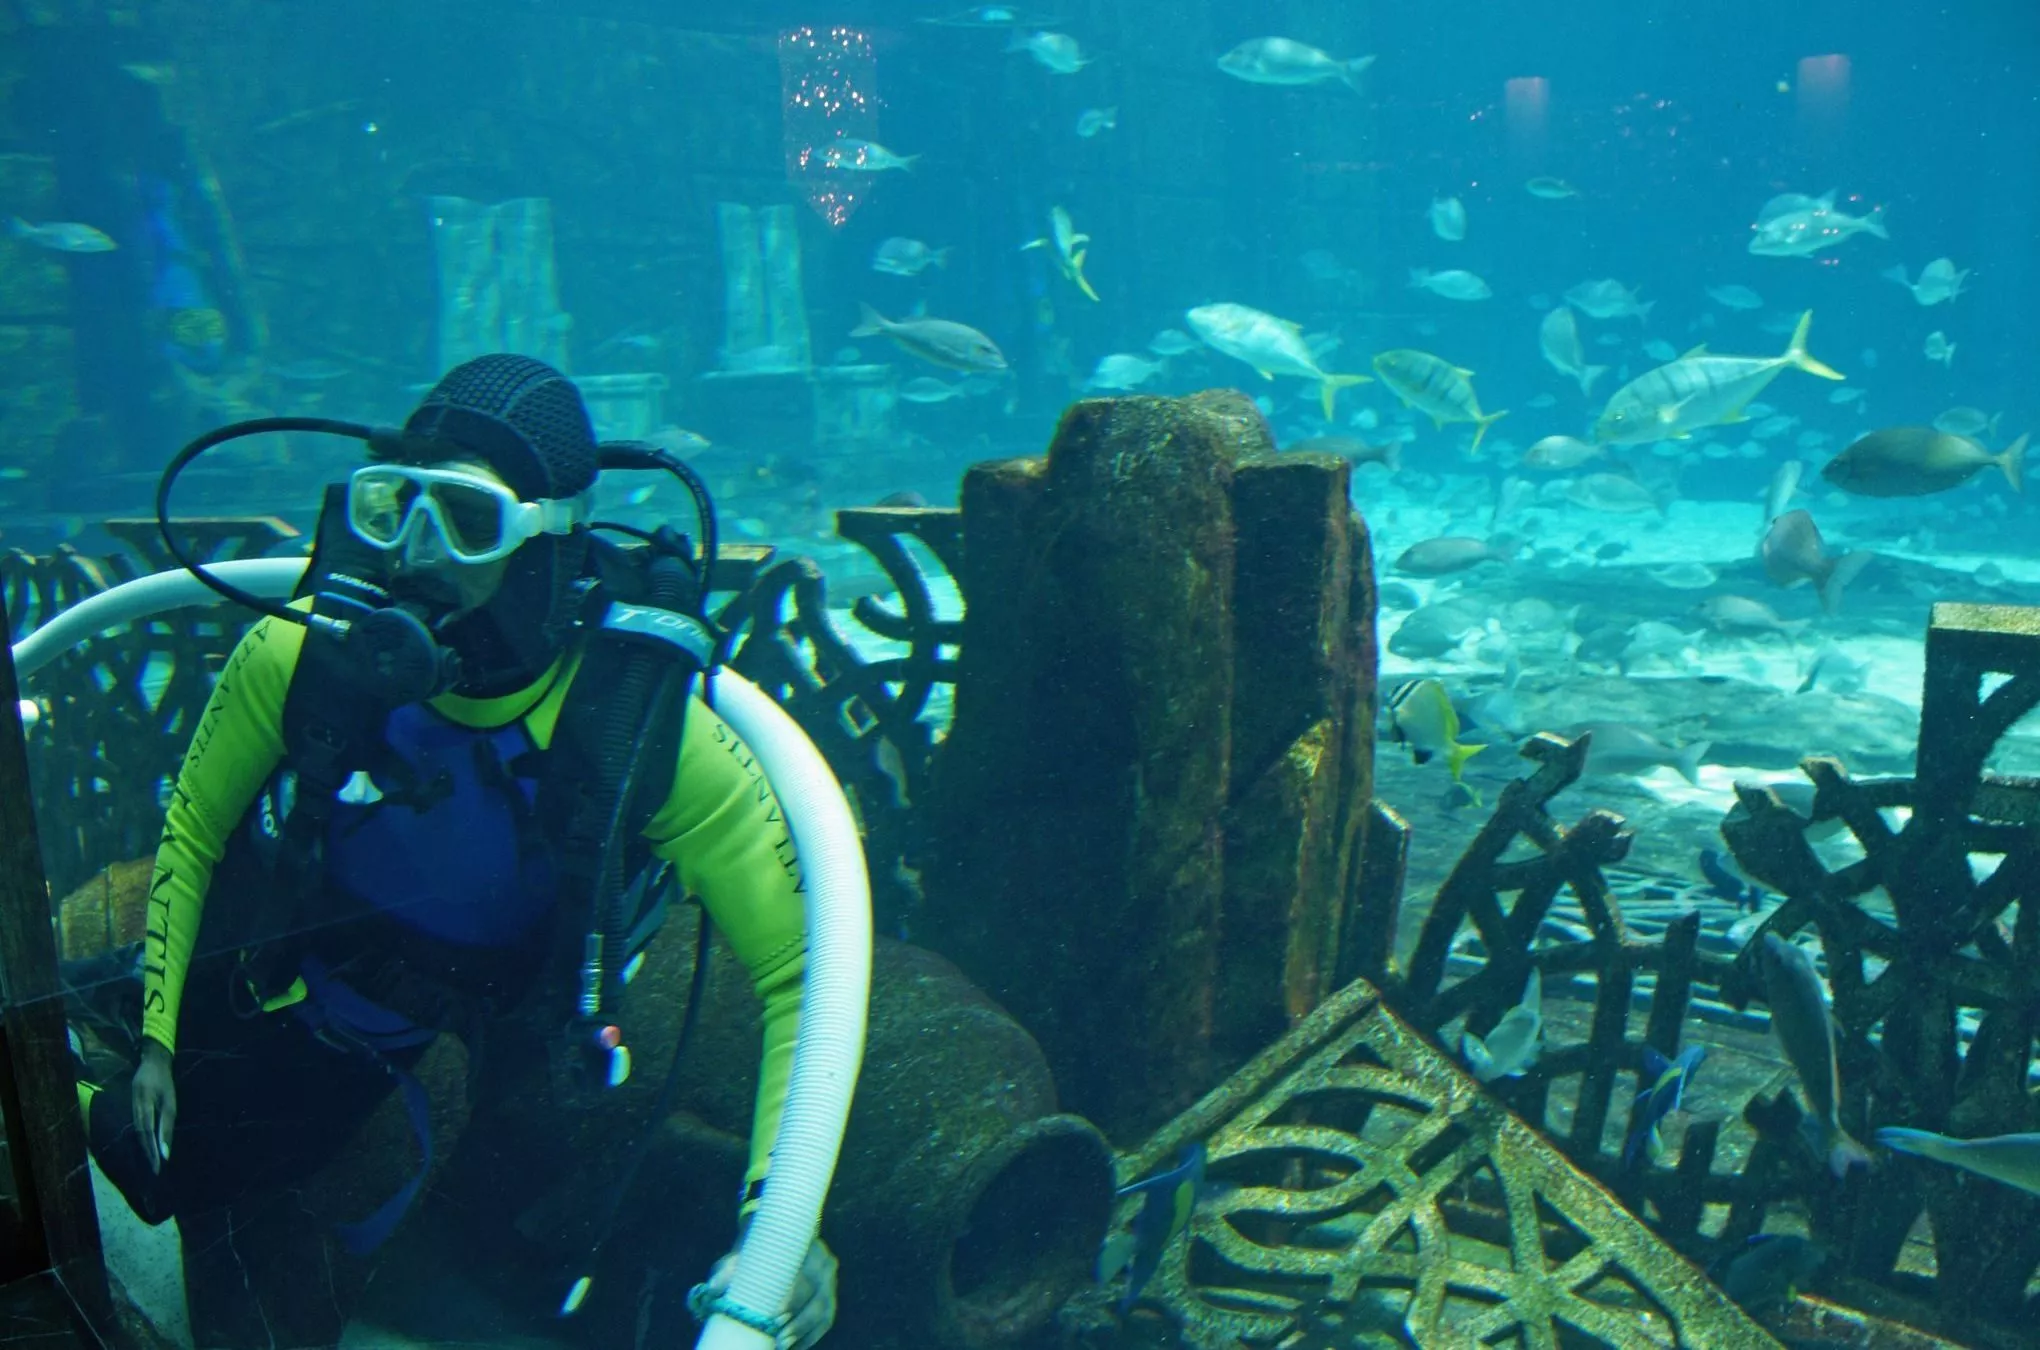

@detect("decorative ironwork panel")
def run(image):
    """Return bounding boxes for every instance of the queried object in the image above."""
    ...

[1068,980,1775,1349]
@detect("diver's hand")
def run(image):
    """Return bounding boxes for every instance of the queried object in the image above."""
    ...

[696,1237,839,1350]
[131,1037,176,1174]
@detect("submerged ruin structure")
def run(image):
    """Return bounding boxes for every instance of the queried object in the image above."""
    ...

[0,393,2034,1350]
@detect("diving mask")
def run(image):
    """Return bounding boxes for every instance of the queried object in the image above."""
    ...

[347,464,590,565]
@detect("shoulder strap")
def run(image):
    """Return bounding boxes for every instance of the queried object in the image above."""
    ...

[540,593,707,908]
[538,564,715,1101]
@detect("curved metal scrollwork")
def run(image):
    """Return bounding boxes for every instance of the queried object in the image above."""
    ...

[7,509,965,938]
[718,506,961,935]
[6,519,304,898]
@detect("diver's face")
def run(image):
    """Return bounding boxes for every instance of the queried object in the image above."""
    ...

[383,459,516,617]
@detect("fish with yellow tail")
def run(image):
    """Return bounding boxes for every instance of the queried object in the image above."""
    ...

[1096,1143,1208,1310]
[1822,426,2027,497]
[1875,1128,2040,1197]
[1184,302,1370,419]
[1022,205,1100,302]
[1594,311,1843,444]
[1371,349,1507,453]
[1383,678,1485,784]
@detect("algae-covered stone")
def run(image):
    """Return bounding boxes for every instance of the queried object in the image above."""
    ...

[925,392,1381,1141]
[1221,449,1378,1054]
[927,392,1246,1138]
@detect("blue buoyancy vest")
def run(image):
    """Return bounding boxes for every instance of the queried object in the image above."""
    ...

[324,702,555,947]
[235,702,555,1254]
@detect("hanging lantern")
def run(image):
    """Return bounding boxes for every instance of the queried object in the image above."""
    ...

[780,25,878,228]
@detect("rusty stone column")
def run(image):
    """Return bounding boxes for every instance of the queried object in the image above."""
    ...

[922,391,1378,1142]
[1220,449,1378,1064]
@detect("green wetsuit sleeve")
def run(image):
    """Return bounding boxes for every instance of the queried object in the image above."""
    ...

[141,614,302,1053]
[643,689,807,1213]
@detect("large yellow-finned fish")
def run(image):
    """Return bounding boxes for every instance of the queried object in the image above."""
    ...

[1371,349,1506,453]
[1022,205,1100,302]
[1594,311,1842,445]
[1185,302,1370,419]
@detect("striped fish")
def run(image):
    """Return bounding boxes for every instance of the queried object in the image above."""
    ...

[1593,310,1842,445]
[1384,677,1484,783]
[1371,349,1507,453]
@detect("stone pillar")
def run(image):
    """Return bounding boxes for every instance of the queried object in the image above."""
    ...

[1220,449,1378,1062]
[425,195,569,373]
[923,391,1378,1142]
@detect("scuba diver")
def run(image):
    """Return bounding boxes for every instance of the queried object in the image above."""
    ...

[77,354,839,1349]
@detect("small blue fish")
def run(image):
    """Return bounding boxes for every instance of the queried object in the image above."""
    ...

[1698,848,1764,911]
[1625,1045,1706,1167]
[1096,1143,1206,1311]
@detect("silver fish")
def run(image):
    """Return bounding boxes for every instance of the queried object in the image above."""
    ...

[1009,30,1089,73]
[1372,349,1504,450]
[871,237,951,276]
[1876,1129,2040,1196]
[1748,191,1887,257]
[1522,434,1605,471]
[1932,406,2000,439]
[899,376,966,404]
[1697,594,1806,638]
[1537,307,1607,397]
[1409,267,1490,301]
[1564,278,1652,321]
[1217,37,1375,90]
[1387,601,1485,660]
[9,217,115,252]
[1822,426,2026,498]
[1085,353,1164,391]
[1021,205,1100,301]
[1462,970,1542,1082]
[1186,302,1370,419]
[1882,257,1968,305]
[851,304,1007,372]
[918,6,1063,27]
[1571,722,1709,784]
[1759,934,1872,1178]
[1759,510,1872,615]
[1395,536,1510,576]
[1075,106,1117,137]
[1763,459,1803,527]
[1428,196,1467,242]
[821,138,918,172]
[1593,312,1842,444]
[1706,284,1764,311]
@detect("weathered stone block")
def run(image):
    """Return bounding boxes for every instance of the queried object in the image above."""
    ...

[925,392,1379,1142]
[1221,450,1378,1052]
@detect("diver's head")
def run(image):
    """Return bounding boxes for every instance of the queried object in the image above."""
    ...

[362,354,601,695]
